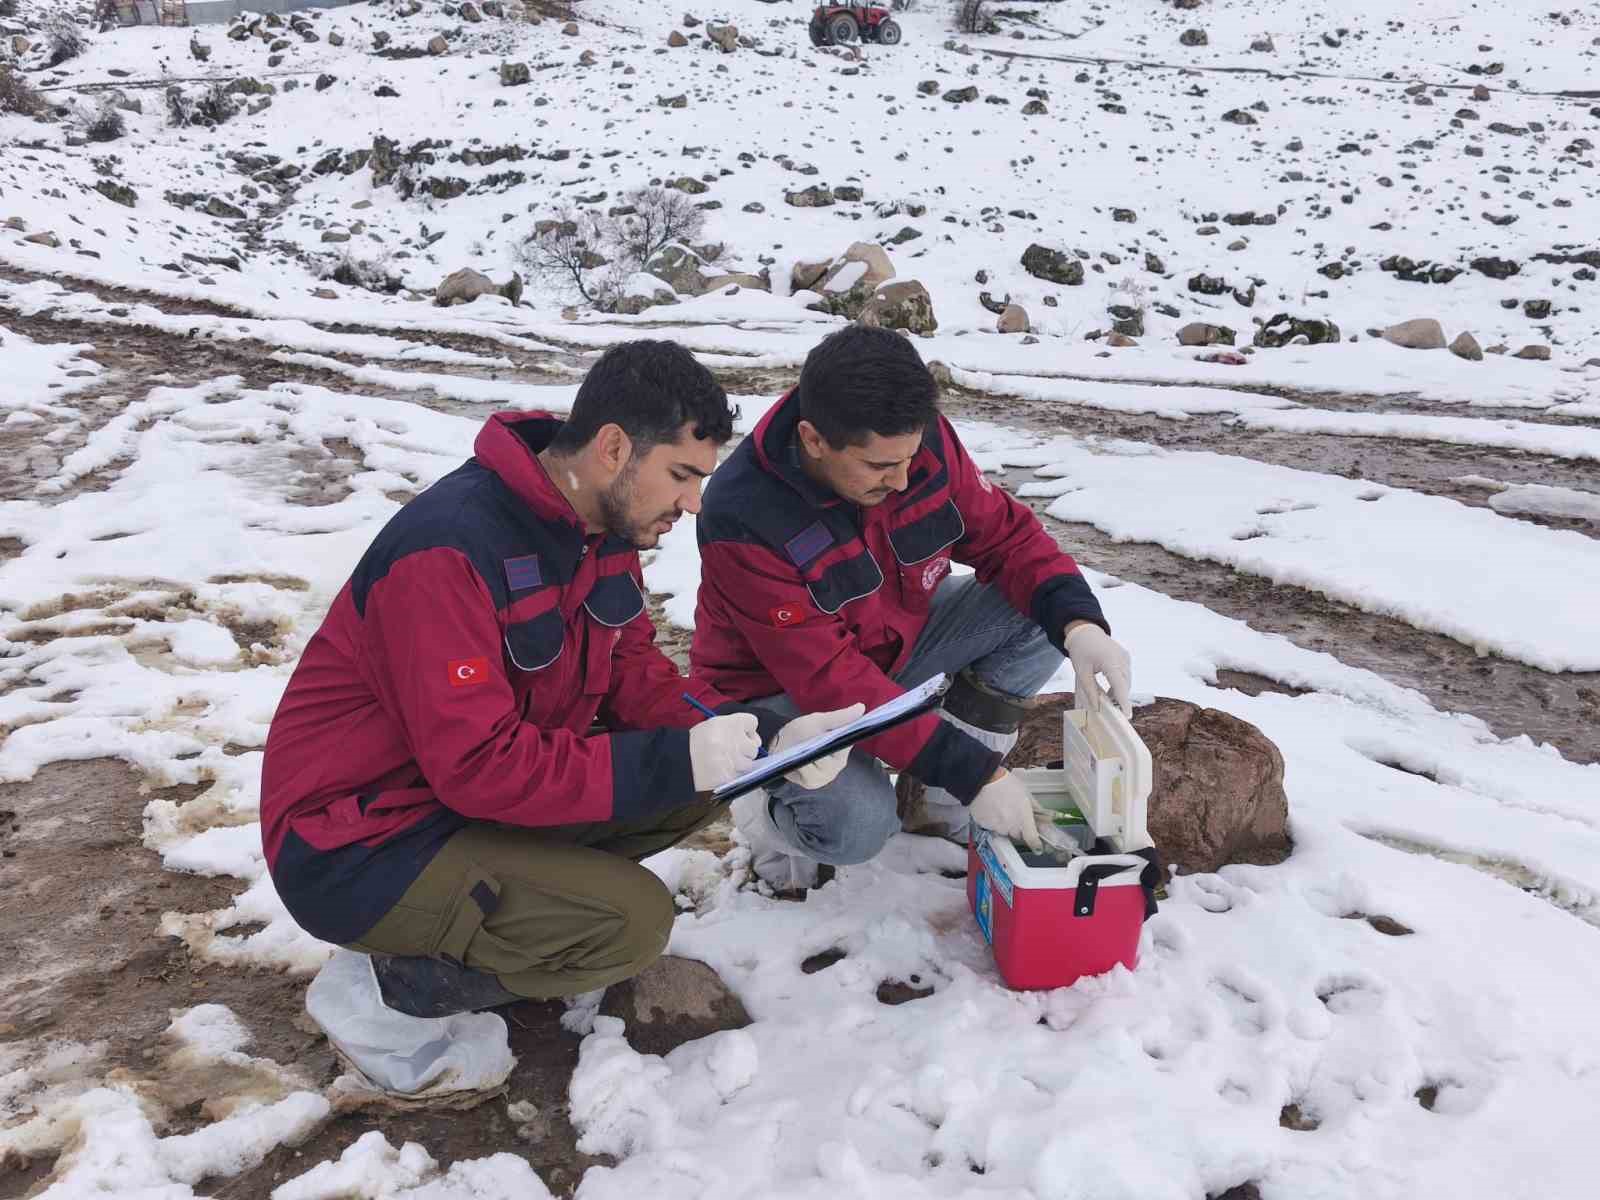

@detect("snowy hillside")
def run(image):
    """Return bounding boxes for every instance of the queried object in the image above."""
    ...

[2,1,1599,1198]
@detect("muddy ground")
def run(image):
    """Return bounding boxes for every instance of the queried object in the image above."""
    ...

[2,268,1596,1195]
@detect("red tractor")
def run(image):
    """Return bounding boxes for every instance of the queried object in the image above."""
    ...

[809,4,903,47]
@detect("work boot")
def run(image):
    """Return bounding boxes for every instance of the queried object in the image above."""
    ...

[902,672,1031,843]
[732,788,823,894]
[305,948,516,1107]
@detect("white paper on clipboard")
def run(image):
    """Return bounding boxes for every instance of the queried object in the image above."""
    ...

[711,673,949,800]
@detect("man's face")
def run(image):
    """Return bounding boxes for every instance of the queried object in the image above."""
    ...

[599,425,719,548]
[797,423,924,508]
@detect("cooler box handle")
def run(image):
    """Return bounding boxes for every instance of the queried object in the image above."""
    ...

[1066,683,1153,853]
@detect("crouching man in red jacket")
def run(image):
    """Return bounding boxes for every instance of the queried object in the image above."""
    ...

[262,341,856,1099]
[691,326,1133,891]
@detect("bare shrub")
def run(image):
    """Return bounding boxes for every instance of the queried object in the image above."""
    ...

[0,64,45,117]
[166,83,237,128]
[514,185,719,311]
[82,97,125,142]
[612,185,706,265]
[44,17,88,67]
[513,204,630,310]
[323,252,405,295]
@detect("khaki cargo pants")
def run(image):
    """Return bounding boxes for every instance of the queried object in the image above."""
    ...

[345,795,726,1000]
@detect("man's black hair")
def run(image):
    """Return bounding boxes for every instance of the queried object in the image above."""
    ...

[549,339,736,455]
[795,325,940,448]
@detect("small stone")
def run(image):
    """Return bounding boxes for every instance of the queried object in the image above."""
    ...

[668,30,688,47]
[24,231,62,248]
[563,21,579,35]
[1449,332,1483,361]
[943,86,979,104]
[428,34,449,55]
[1513,344,1551,361]
[1179,29,1208,47]
[500,61,529,87]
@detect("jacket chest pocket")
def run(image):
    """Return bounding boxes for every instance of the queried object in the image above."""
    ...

[504,607,570,723]
[579,571,644,697]
[888,499,964,611]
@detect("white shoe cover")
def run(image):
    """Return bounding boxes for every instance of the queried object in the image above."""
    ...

[305,949,515,1098]
[732,789,820,891]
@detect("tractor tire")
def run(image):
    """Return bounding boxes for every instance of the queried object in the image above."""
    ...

[877,19,902,45]
[828,14,858,43]
[809,15,828,45]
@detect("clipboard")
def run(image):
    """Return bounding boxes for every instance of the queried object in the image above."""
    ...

[712,673,951,802]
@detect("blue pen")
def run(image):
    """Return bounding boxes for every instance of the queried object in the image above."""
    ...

[683,692,767,758]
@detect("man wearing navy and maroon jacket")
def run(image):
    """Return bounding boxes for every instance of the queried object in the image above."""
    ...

[691,326,1134,891]
[262,341,856,1096]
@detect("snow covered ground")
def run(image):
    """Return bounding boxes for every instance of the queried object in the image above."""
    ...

[2,0,1599,1196]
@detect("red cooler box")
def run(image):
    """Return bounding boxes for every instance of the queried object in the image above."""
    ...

[968,693,1160,990]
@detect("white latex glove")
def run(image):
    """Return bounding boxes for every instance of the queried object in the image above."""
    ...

[968,769,1043,852]
[772,703,867,790]
[1064,622,1133,718]
[689,713,761,792]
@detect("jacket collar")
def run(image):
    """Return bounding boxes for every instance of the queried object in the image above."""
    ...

[474,410,588,529]
[751,388,944,513]
[752,389,844,508]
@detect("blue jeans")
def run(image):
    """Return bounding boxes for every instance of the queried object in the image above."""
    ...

[748,575,1064,866]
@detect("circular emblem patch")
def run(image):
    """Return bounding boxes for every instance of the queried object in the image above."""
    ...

[922,557,950,592]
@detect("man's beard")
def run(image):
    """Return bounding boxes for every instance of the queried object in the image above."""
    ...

[598,461,675,548]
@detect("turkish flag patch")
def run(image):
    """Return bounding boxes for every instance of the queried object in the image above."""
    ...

[769,602,807,627]
[447,657,490,688]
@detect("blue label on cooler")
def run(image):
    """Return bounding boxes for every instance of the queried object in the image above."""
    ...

[974,871,994,944]
[975,830,1013,907]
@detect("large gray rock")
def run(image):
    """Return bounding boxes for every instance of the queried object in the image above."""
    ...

[1253,313,1340,348]
[646,245,712,297]
[1178,321,1236,347]
[435,268,520,307]
[598,955,750,1057]
[997,304,1030,334]
[858,280,937,334]
[1382,318,1447,350]
[1021,243,1084,286]
[1449,331,1484,361]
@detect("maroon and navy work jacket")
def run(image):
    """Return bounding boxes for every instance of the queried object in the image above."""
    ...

[261,411,735,945]
[690,391,1107,805]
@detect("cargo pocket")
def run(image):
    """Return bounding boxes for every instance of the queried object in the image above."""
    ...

[431,864,502,969]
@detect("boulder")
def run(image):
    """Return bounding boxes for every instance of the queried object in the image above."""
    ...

[428,34,449,55]
[668,30,688,47]
[1179,28,1208,47]
[500,61,530,86]
[435,267,517,307]
[790,257,833,292]
[858,280,937,335]
[702,271,769,293]
[785,184,834,207]
[1021,243,1084,286]
[1514,344,1551,361]
[1178,321,1236,347]
[706,22,738,52]
[597,956,750,1058]
[1449,331,1484,361]
[1253,313,1340,348]
[1381,318,1447,350]
[997,303,1029,334]
[646,244,712,297]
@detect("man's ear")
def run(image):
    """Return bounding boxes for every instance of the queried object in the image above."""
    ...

[593,423,634,478]
[796,419,826,460]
